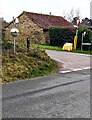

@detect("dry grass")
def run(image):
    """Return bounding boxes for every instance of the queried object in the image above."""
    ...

[2,48,58,83]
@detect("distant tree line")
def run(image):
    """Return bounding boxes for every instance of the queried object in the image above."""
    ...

[82,17,92,26]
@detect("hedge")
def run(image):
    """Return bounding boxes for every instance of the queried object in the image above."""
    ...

[48,27,75,46]
[77,27,92,50]
[48,26,92,50]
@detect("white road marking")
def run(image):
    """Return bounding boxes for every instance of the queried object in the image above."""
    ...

[59,67,91,74]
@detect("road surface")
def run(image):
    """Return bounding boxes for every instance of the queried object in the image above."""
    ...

[46,50,91,72]
[2,69,90,118]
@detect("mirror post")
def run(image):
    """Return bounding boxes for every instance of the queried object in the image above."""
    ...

[10,17,19,53]
[14,37,15,53]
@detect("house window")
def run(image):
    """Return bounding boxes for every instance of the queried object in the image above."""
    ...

[43,29,48,32]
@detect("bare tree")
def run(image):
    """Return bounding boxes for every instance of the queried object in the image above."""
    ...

[75,9,80,18]
[63,8,81,22]
[63,8,74,22]
[67,8,74,22]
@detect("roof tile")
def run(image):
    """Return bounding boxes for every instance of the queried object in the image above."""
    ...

[24,11,74,29]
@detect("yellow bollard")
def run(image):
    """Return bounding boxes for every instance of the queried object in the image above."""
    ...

[74,36,77,49]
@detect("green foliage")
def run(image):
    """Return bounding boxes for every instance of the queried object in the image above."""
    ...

[48,26,92,50]
[2,29,5,41]
[32,44,62,51]
[49,27,75,46]
[72,49,92,54]
[2,47,58,83]
[77,27,92,50]
[2,40,19,53]
[32,43,92,54]
[2,29,14,51]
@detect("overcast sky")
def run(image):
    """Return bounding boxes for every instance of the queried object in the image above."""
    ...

[0,0,91,22]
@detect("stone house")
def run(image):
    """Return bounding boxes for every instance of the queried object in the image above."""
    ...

[5,11,74,44]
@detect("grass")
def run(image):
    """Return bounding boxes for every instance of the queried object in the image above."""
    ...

[72,49,92,54]
[31,44,62,51]
[2,46,59,83]
[2,42,92,83]
[31,44,92,55]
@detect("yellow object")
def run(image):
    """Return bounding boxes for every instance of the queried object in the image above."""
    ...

[74,36,77,49]
[62,43,73,51]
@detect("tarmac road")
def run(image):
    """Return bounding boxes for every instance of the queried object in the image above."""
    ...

[2,69,90,118]
[46,50,91,72]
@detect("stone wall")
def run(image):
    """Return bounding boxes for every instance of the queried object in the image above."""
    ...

[5,14,49,45]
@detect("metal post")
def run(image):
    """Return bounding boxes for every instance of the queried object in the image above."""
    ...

[76,29,78,37]
[11,17,19,54]
[13,17,15,54]
[81,34,83,50]
[13,16,15,25]
[14,37,15,53]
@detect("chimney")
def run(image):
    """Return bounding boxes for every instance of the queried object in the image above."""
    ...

[49,12,51,15]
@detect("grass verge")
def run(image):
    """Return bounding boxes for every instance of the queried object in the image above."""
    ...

[2,48,58,83]
[31,44,62,51]
[32,44,92,55]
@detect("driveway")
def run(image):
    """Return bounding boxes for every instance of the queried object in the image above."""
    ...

[46,50,91,73]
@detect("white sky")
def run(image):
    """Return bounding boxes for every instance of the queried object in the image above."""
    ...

[0,0,91,22]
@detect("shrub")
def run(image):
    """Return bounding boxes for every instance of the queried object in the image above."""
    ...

[49,27,75,46]
[77,27,92,50]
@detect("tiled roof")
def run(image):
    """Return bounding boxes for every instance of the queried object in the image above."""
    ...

[24,11,74,29]
[5,11,75,29]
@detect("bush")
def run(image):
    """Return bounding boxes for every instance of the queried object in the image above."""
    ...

[49,27,75,46]
[77,27,92,50]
